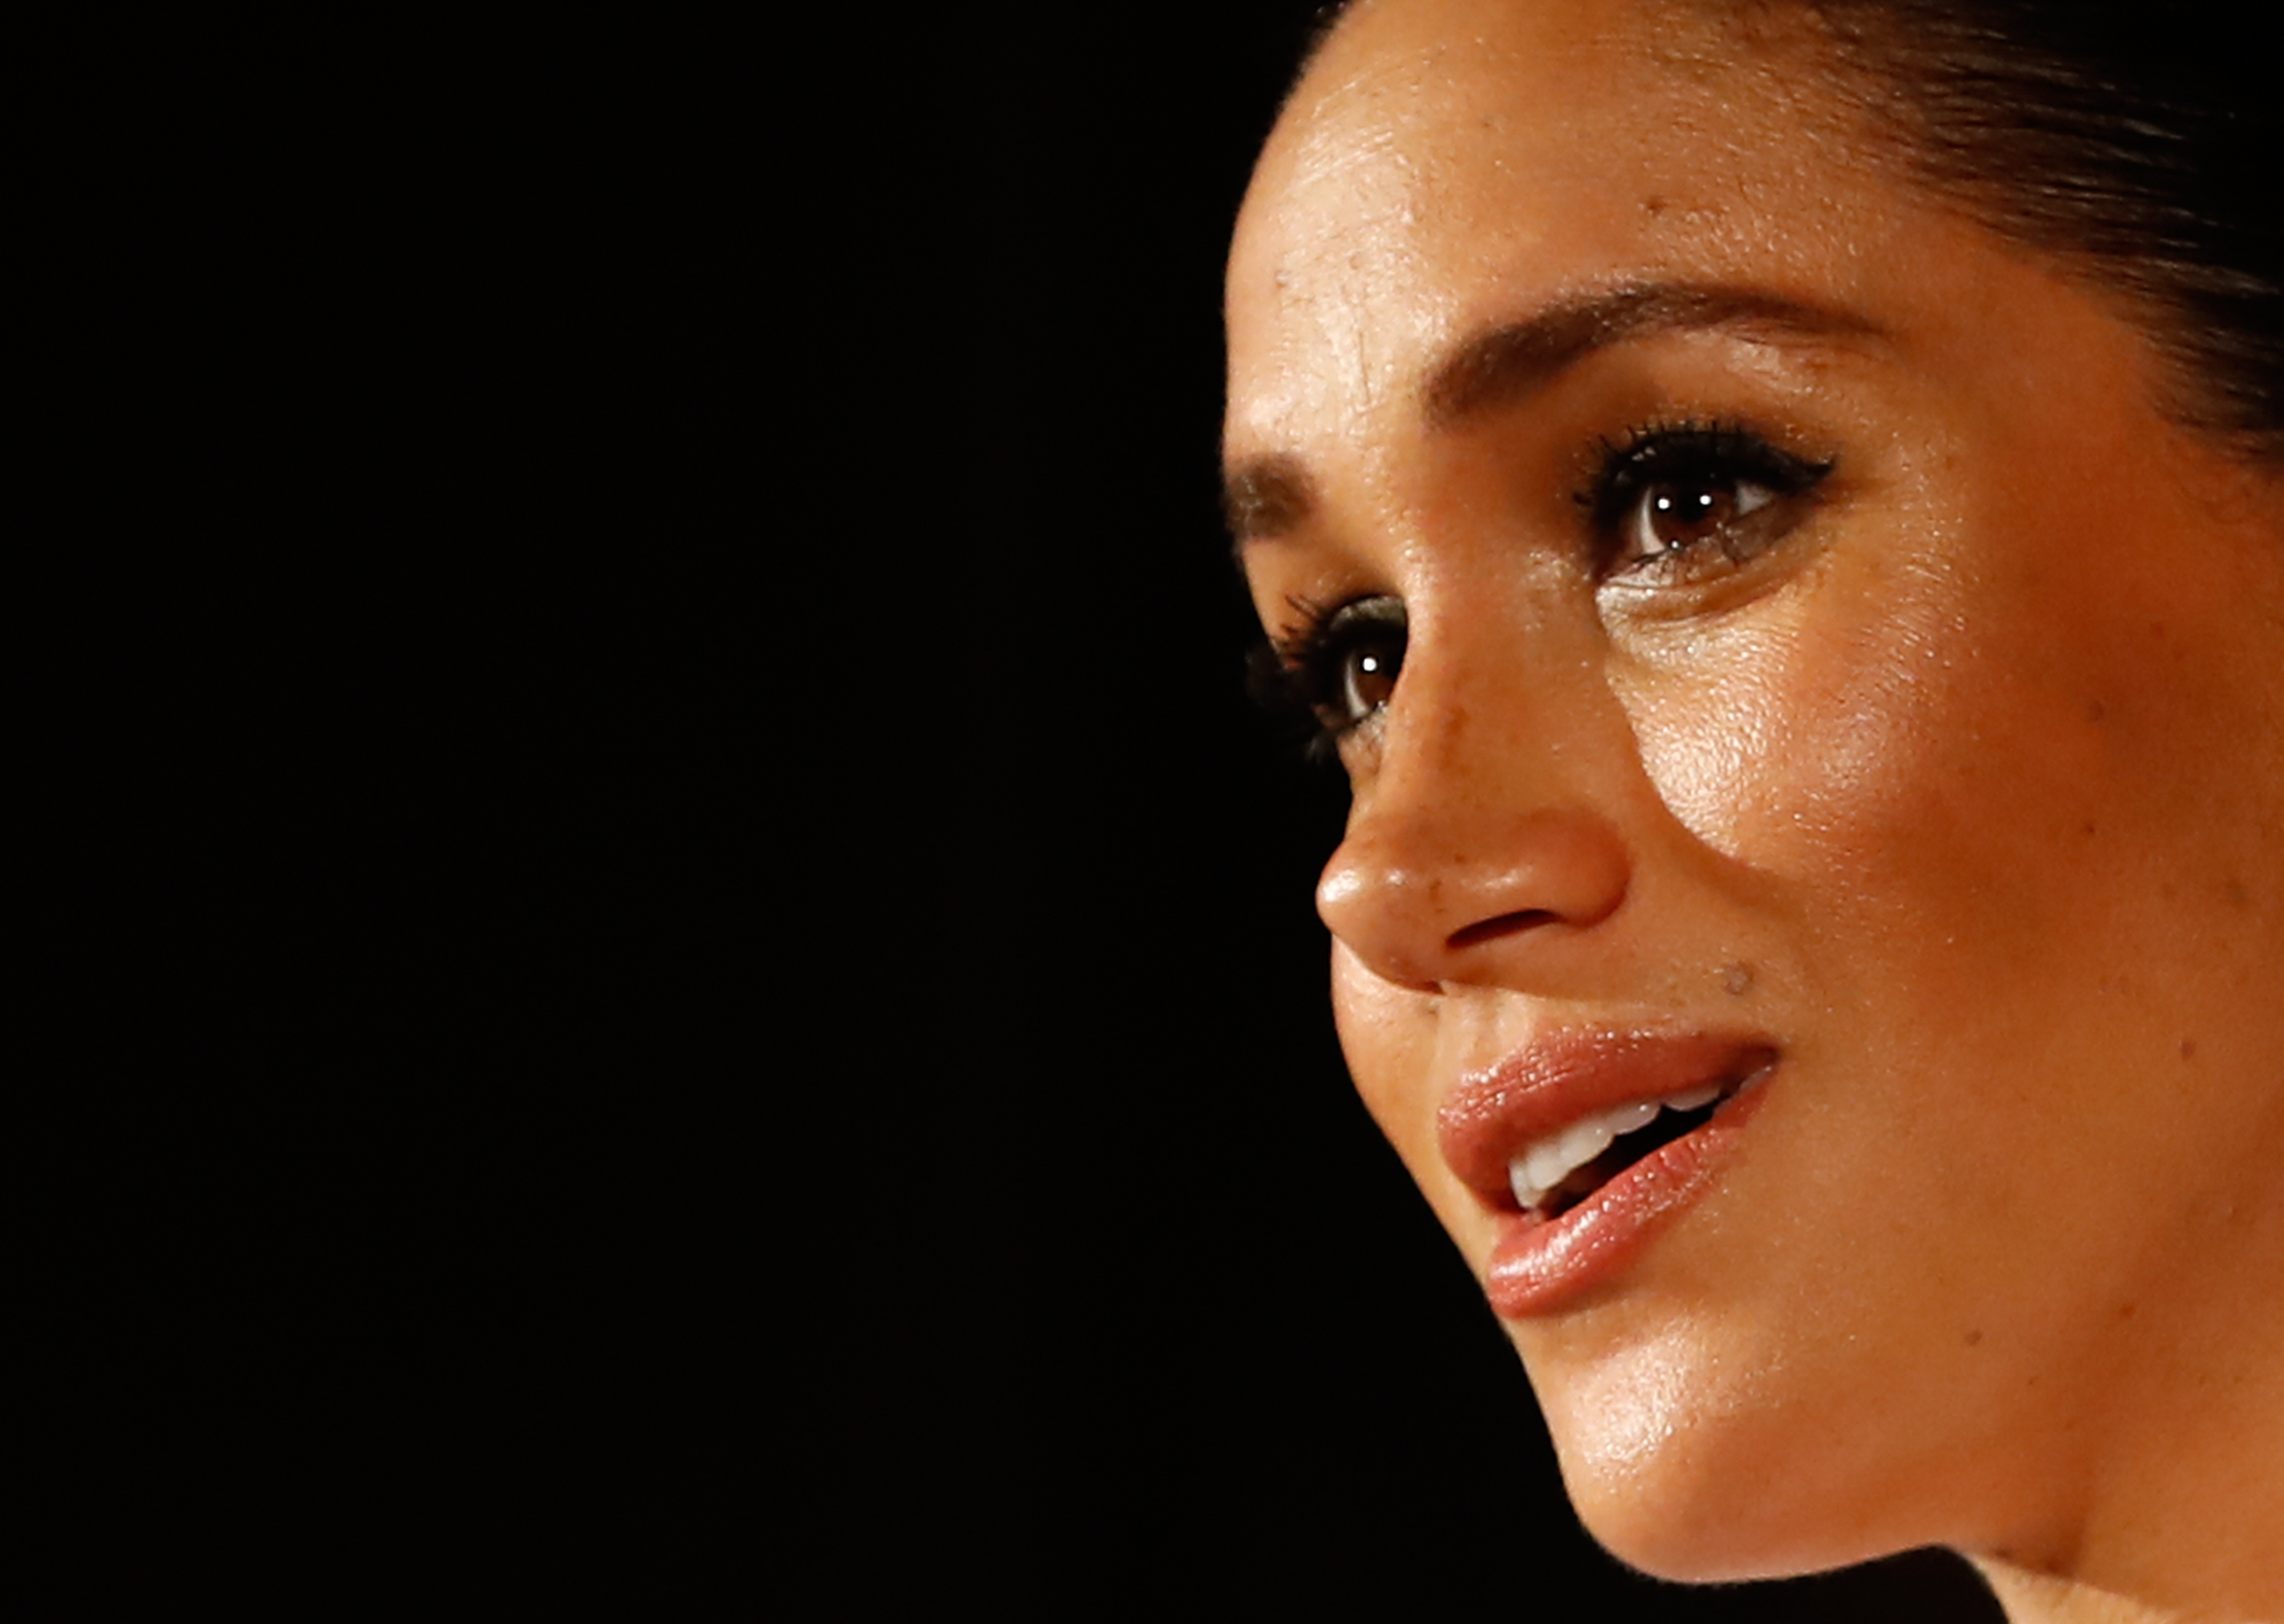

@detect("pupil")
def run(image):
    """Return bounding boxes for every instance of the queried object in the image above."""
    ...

[1347,644,1398,714]
[1651,482,1734,547]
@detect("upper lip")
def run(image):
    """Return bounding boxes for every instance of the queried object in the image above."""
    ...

[1437,1027,1780,1214]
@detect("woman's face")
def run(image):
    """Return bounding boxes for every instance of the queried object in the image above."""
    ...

[1228,0,2284,1583]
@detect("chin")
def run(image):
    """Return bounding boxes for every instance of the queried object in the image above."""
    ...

[1527,1333,1930,1586]
[1556,1443,1902,1586]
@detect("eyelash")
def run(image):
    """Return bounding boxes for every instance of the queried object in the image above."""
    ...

[1249,421,1835,757]
[1252,594,1409,761]
[1581,419,1834,587]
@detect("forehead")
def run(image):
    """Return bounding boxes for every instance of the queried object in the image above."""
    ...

[1225,0,1894,457]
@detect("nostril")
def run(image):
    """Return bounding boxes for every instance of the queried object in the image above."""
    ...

[1317,807,1631,989]
[1447,909,1563,950]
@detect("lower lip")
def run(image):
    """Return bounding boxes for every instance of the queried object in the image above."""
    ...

[1484,1075,1774,1319]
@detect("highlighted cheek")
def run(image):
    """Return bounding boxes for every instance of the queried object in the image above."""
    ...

[1627,671,1790,857]
[1635,699,1767,852]
[1620,601,1945,872]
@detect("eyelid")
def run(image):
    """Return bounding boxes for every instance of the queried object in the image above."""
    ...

[1580,419,1835,582]
[1270,593,1404,670]
[1254,593,1408,759]
[1583,420,1829,526]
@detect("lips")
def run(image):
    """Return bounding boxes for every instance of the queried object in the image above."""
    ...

[1438,1030,1778,1317]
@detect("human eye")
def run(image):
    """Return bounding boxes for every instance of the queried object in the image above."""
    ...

[1582,422,1834,590]
[1251,594,1408,757]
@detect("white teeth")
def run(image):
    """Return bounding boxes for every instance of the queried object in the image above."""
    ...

[1506,1084,1731,1211]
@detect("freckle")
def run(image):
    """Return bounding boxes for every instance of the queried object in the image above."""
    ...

[2118,1301,2137,1321]
[1722,963,1755,997]
[2082,822,2097,837]
[1964,1329,1983,1346]
[2085,699,2106,723]
[2224,877,2249,908]
[2181,1038,2198,1061]
[1643,195,1668,215]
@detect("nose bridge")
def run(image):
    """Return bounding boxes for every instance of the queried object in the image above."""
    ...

[1316,610,1633,992]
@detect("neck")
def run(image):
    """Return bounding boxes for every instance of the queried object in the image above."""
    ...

[1974,1562,2258,1624]
[1968,1170,2284,1624]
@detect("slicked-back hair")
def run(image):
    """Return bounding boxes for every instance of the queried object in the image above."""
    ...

[1808,0,2284,465]
[1296,0,2284,465]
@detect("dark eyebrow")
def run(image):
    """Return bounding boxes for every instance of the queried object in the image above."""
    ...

[1424,282,1880,430]
[1223,281,1879,546]
[1221,450,1317,546]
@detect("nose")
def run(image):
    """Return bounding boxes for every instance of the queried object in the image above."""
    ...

[1315,684,1633,996]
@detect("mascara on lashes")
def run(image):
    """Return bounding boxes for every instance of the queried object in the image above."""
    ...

[1248,424,1829,753]
[1582,421,1836,583]
[1252,594,1410,758]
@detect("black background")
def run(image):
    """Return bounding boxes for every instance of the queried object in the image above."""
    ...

[132,6,2006,1614]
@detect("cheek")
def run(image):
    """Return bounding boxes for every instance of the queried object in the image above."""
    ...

[1618,554,2104,958]
[1615,507,2284,1262]
[1617,592,1927,887]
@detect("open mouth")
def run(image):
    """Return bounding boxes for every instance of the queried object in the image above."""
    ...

[1506,1051,1775,1220]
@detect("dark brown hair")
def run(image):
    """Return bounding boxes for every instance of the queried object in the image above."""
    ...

[1806,1,2284,464]
[1304,0,2284,464]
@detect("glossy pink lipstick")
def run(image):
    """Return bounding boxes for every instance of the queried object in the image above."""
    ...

[1438,1030,1778,1318]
